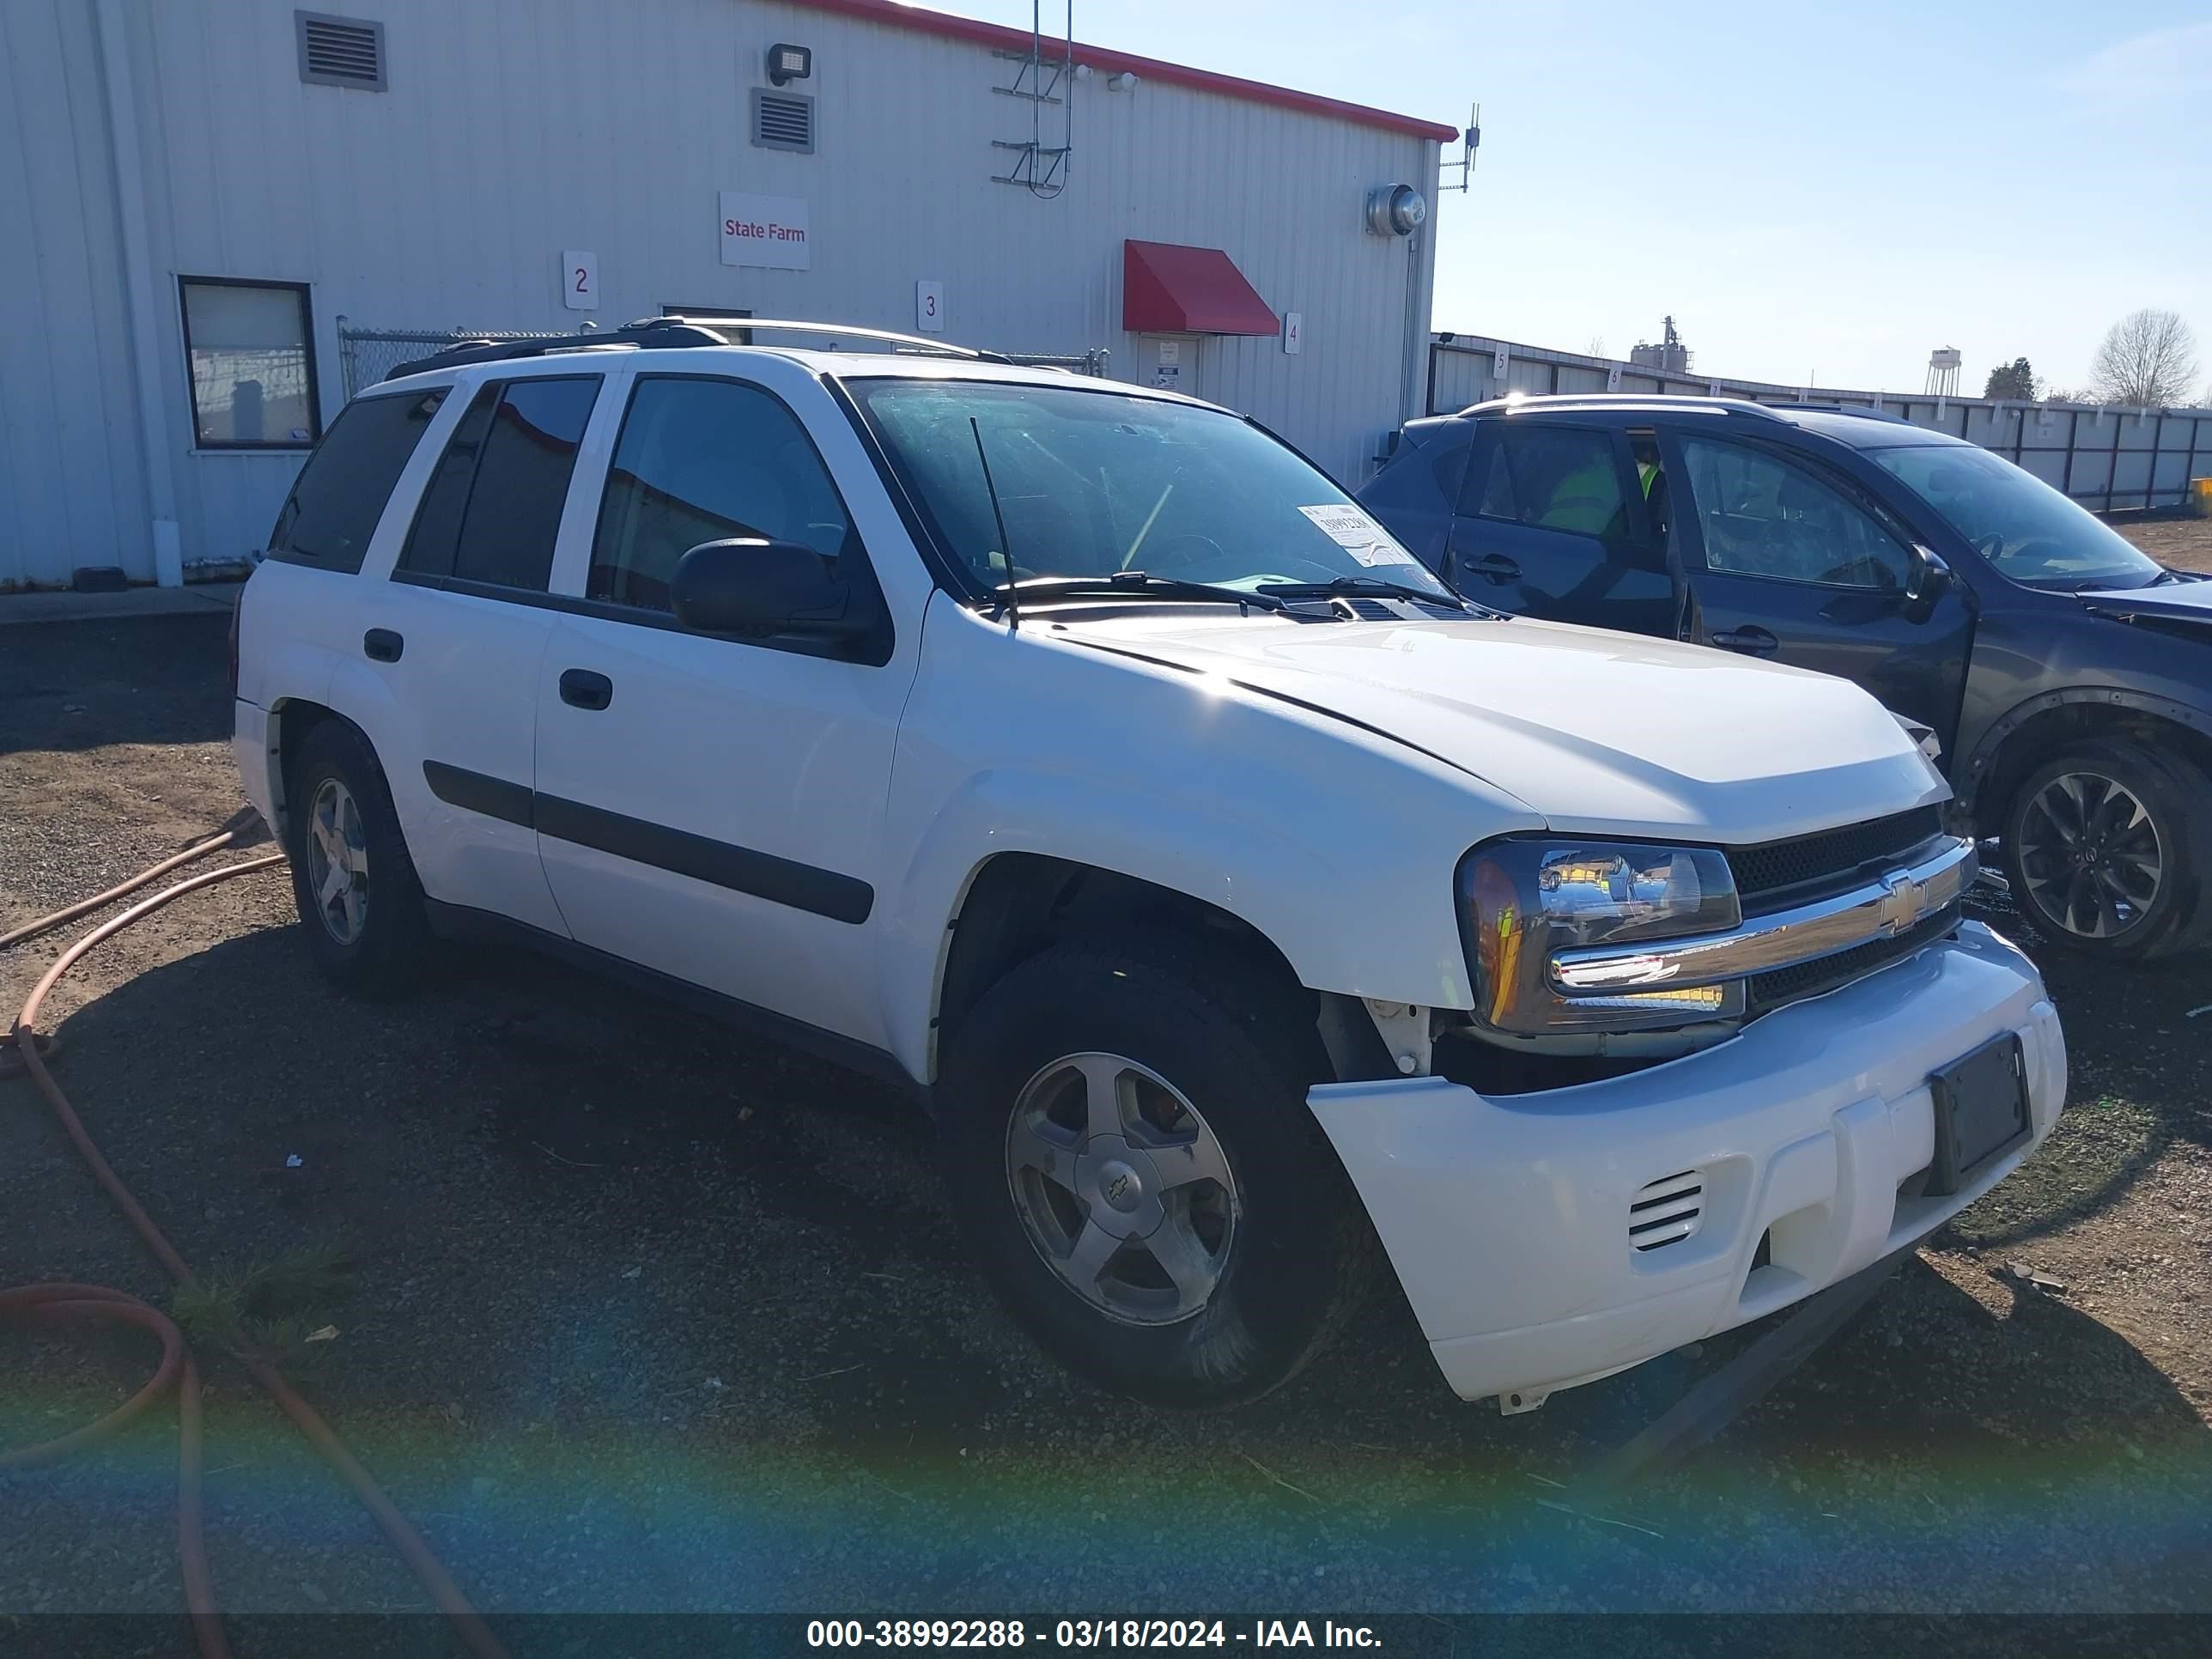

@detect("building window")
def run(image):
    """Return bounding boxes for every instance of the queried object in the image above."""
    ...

[179,277,321,449]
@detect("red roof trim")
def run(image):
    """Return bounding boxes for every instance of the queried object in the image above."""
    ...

[1122,241,1279,336]
[787,0,1458,143]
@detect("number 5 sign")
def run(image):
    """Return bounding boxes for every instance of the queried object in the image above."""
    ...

[562,250,599,312]
[915,280,945,333]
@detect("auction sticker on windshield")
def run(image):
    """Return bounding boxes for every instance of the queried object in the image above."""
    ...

[1297,504,1419,568]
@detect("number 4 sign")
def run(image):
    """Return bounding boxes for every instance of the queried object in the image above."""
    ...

[562,250,599,312]
[1281,312,1303,356]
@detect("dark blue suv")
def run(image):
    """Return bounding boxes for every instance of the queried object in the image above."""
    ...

[1358,396,2212,962]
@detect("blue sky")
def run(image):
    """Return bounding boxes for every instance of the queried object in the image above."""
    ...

[942,1,2212,398]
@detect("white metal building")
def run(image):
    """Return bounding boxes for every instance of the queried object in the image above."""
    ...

[1,0,1453,590]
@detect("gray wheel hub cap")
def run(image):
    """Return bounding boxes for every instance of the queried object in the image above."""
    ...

[305,777,370,945]
[1004,1052,1239,1327]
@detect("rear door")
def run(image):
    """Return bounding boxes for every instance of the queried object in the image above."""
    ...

[362,370,607,936]
[1663,428,1975,751]
[1444,419,1674,636]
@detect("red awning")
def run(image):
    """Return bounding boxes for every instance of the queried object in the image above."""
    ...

[1122,240,1279,337]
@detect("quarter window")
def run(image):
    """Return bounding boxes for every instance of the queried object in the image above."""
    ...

[179,277,319,448]
[1467,427,1628,539]
[589,377,854,613]
[1678,437,1912,590]
[267,388,445,573]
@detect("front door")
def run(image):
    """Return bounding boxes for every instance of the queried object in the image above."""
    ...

[1663,429,1975,754]
[529,371,916,1051]
[1444,420,1674,636]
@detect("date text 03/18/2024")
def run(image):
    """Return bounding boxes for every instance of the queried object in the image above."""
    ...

[805,1620,1382,1648]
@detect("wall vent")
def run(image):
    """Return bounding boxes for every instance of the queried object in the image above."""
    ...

[1629,1170,1705,1252]
[751,88,815,154]
[296,11,386,90]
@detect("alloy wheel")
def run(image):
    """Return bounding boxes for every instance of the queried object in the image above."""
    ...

[1003,1052,1240,1327]
[2016,769,2162,940]
[304,777,371,945]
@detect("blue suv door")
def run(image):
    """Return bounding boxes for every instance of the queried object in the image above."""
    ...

[1443,419,1674,636]
[1662,427,1976,756]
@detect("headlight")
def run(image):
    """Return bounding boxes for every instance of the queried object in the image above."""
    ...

[1457,838,1744,1037]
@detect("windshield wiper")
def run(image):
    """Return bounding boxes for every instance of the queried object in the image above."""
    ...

[1256,575,1466,607]
[994,572,1293,613]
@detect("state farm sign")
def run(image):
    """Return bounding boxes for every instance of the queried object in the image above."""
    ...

[720,192,810,270]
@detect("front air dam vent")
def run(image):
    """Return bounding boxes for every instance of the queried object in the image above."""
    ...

[1630,1169,1705,1252]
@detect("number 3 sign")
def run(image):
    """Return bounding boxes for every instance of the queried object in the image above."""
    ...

[915,280,945,333]
[562,250,599,312]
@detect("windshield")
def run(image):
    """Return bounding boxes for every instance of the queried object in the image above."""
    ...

[1869,444,2165,590]
[855,380,1451,599]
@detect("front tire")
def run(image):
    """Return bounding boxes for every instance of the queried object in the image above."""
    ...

[285,720,432,996]
[939,933,1368,1407]
[1999,739,2211,961]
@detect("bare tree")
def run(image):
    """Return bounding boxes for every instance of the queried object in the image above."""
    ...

[2089,307,2200,406]
[1585,334,1607,359]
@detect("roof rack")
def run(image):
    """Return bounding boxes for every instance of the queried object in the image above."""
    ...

[385,315,1013,382]
[1457,393,1792,422]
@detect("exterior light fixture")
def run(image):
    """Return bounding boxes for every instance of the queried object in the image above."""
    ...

[768,43,812,85]
[1108,70,1139,91]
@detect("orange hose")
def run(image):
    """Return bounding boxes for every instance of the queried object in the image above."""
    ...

[3,835,509,1659]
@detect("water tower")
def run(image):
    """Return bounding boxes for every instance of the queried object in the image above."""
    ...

[1925,347,1962,398]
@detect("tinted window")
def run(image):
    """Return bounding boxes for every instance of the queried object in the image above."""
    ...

[269,389,445,572]
[589,377,855,612]
[1680,437,1912,590]
[1362,429,1471,515]
[451,377,602,592]
[1469,427,1628,539]
[398,385,501,580]
[180,278,317,448]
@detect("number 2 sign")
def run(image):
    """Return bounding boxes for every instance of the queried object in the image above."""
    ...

[562,250,599,312]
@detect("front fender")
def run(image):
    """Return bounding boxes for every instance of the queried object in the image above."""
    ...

[875,601,1538,1082]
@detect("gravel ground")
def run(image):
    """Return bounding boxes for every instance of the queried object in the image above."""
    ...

[3,611,2210,1653]
[2112,510,2212,574]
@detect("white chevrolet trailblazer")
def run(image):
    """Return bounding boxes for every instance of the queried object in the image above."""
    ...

[233,319,2066,1411]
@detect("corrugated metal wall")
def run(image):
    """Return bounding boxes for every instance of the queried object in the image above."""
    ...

[1428,336,2212,512]
[3,0,1441,587]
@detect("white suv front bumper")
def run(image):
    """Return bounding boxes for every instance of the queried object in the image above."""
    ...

[1309,923,2064,1407]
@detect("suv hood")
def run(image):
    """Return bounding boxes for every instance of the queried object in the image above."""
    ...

[2080,576,2212,631]
[1066,611,1946,844]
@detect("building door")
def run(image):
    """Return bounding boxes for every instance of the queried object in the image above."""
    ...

[1139,334,1200,399]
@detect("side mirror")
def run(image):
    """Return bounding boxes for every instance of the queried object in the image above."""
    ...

[670,538,861,639]
[1905,546,1952,612]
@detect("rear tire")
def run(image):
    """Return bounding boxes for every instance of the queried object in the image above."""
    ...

[285,721,432,996]
[1999,739,2212,962]
[939,931,1369,1407]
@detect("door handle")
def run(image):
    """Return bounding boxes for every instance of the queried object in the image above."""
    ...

[1709,626,1779,655]
[1462,553,1522,583]
[362,629,404,663]
[558,668,613,711]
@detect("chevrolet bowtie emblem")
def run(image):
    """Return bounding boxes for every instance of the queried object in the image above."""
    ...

[1875,866,1922,937]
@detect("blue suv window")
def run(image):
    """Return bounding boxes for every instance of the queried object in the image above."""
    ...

[1679,437,1912,591]
[1469,427,1629,540]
